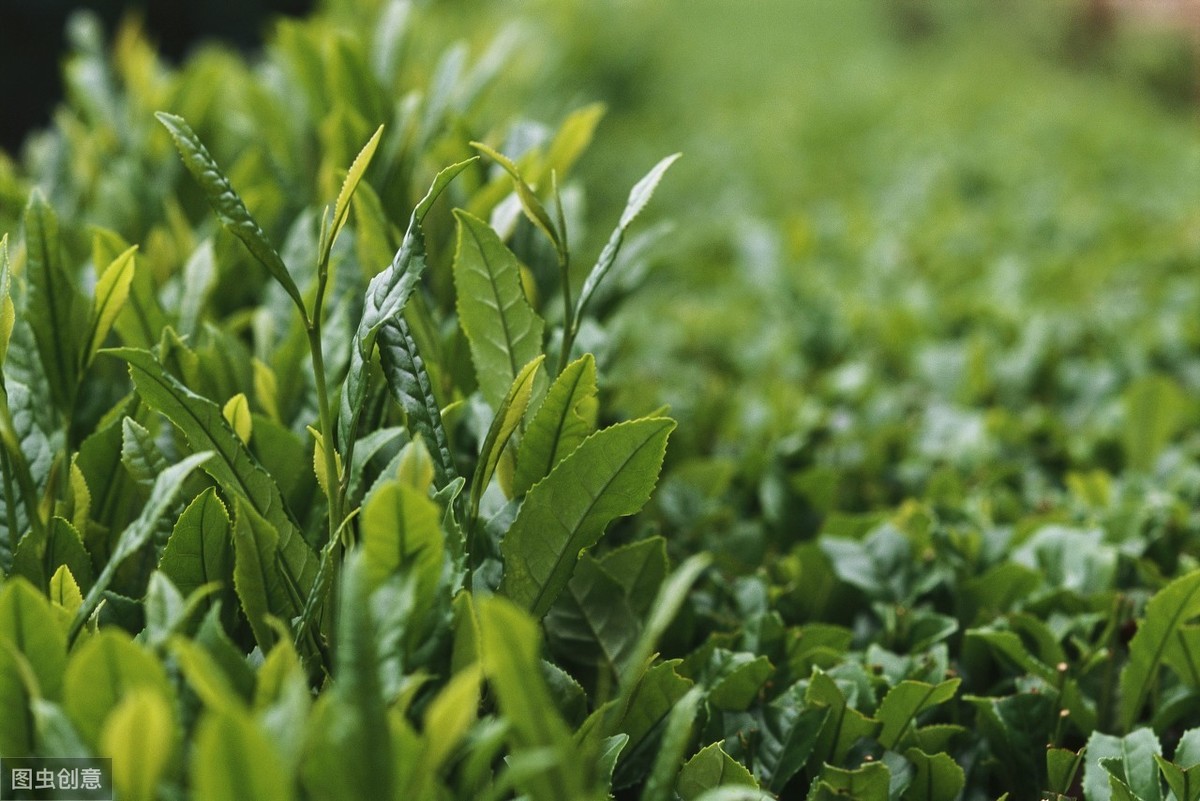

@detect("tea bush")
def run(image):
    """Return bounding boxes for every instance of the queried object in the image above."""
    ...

[3,2,1200,800]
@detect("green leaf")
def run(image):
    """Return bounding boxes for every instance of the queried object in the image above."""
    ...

[302,549,392,801]
[1155,754,1200,801]
[640,686,703,801]
[121,417,168,488]
[170,636,244,713]
[876,678,961,750]
[327,124,384,255]
[902,748,965,801]
[0,234,15,367]
[360,479,443,601]
[63,629,172,748]
[1047,746,1086,795]
[155,112,305,314]
[0,642,36,755]
[1120,569,1200,731]
[470,141,563,257]
[223,393,253,444]
[476,595,589,801]
[24,190,86,412]
[0,578,67,700]
[576,154,680,322]
[470,354,544,516]
[1122,373,1187,472]
[513,353,598,497]
[338,159,474,457]
[452,209,546,410]
[106,348,317,606]
[812,761,891,801]
[11,516,94,595]
[676,743,759,801]
[193,709,296,801]
[708,653,773,711]
[755,698,828,793]
[500,416,675,618]
[232,498,304,651]
[378,314,458,490]
[1086,729,1163,801]
[545,553,639,681]
[71,451,212,640]
[159,487,232,604]
[806,669,881,765]
[101,689,176,801]
[84,245,137,366]
[422,666,482,772]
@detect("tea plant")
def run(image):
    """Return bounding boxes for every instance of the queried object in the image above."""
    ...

[5,1,1200,800]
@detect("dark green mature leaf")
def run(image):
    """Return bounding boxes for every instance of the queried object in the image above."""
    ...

[156,112,305,313]
[876,678,961,751]
[1087,729,1163,801]
[545,553,639,680]
[232,499,304,651]
[1155,754,1200,801]
[378,315,458,490]
[452,209,546,410]
[338,159,474,457]
[514,353,597,497]
[121,417,168,488]
[641,686,703,801]
[159,488,232,604]
[1120,570,1200,731]
[1047,747,1086,796]
[811,761,891,801]
[806,669,881,766]
[24,191,86,412]
[903,748,964,801]
[969,693,1055,799]
[676,743,759,801]
[105,348,317,602]
[500,417,675,618]
[575,154,680,322]
[70,452,212,640]
[0,578,67,700]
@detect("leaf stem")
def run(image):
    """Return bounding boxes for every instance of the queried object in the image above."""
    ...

[307,312,343,545]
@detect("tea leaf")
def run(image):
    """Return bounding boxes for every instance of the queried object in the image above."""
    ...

[70,452,212,641]
[63,629,172,748]
[84,245,137,367]
[500,416,675,618]
[159,488,232,603]
[513,353,597,497]
[377,315,458,489]
[101,690,176,801]
[1119,570,1200,732]
[903,748,965,801]
[232,499,303,651]
[0,234,14,367]
[575,154,680,322]
[328,124,383,255]
[470,142,563,257]
[470,354,544,517]
[676,743,759,801]
[452,210,546,410]
[156,112,305,314]
[193,708,295,801]
[877,678,961,751]
[338,159,474,457]
[0,578,67,700]
[24,191,86,412]
[106,348,317,604]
